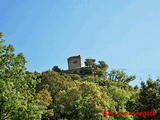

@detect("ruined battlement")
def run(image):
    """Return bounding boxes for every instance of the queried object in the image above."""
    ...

[67,55,85,70]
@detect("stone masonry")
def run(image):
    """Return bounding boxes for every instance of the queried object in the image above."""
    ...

[67,55,85,70]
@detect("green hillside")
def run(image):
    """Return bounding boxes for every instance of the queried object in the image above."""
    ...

[0,32,160,120]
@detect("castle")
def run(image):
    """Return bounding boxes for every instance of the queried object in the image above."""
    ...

[67,55,93,76]
[67,55,85,70]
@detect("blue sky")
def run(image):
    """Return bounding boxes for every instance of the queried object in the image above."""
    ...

[1,0,160,86]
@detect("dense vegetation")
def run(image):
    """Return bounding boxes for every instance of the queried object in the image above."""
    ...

[0,32,160,120]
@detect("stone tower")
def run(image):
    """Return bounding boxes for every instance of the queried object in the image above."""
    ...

[68,55,85,70]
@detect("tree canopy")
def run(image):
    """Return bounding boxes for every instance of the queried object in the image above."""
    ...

[0,32,159,120]
[0,33,45,120]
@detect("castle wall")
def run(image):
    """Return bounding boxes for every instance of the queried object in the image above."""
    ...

[68,55,84,70]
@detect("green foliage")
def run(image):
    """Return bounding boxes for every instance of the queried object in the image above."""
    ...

[36,89,52,107]
[98,61,108,71]
[99,79,135,120]
[107,69,136,83]
[69,74,81,80]
[52,65,61,72]
[135,78,160,119]
[0,32,3,38]
[85,59,96,68]
[0,34,45,120]
[1,32,160,120]
[75,81,110,120]
[36,89,54,119]
[36,71,112,120]
[84,59,108,77]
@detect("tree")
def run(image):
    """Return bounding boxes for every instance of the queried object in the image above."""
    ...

[106,86,134,120]
[85,59,96,68]
[36,89,54,120]
[98,61,108,71]
[52,66,61,72]
[136,78,160,119]
[37,71,113,120]
[0,32,45,120]
[84,59,108,78]
[107,69,136,83]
